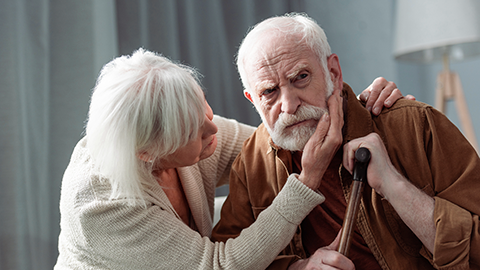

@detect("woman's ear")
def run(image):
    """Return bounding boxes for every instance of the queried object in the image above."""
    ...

[138,152,153,163]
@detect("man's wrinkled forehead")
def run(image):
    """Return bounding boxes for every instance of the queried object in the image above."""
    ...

[250,61,310,94]
[246,41,314,91]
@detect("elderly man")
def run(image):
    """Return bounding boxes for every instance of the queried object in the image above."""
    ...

[212,13,480,270]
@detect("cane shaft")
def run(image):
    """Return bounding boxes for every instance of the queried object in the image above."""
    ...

[337,147,370,256]
[337,180,364,256]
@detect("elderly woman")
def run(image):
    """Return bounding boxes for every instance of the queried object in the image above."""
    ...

[54,49,407,269]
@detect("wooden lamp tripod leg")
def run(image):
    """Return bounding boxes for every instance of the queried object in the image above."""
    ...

[452,73,478,151]
[436,70,478,152]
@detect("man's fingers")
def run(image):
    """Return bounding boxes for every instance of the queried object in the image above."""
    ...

[342,141,362,174]
[312,246,355,270]
[327,228,342,251]
[321,255,355,270]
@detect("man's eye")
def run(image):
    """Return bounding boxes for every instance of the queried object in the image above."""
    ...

[262,88,276,96]
[296,73,308,80]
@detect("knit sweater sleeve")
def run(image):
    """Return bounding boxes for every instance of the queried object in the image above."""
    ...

[60,175,324,270]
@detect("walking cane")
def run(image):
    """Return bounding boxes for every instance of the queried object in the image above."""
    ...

[337,147,371,256]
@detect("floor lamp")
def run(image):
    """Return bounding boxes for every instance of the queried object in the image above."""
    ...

[393,0,480,152]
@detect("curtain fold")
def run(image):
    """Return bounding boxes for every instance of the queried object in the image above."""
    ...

[1,1,51,269]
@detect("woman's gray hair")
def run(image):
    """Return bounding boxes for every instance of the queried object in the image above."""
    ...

[86,48,205,206]
[236,12,332,93]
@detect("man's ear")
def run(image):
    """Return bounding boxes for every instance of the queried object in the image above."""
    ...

[244,90,254,103]
[327,53,343,91]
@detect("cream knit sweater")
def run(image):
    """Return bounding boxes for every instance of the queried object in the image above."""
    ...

[54,115,325,270]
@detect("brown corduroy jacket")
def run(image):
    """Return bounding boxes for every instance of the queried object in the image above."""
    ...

[212,83,480,270]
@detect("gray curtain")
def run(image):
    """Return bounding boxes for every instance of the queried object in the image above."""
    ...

[0,1,301,269]
[114,0,307,126]
[1,1,118,269]
[1,0,479,269]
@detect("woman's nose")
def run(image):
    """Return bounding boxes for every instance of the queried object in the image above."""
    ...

[203,101,217,136]
[204,116,218,137]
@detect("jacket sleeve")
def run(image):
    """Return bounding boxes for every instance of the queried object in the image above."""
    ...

[381,104,480,269]
[78,176,324,270]
[421,107,480,269]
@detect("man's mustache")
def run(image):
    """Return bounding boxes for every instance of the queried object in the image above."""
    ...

[274,106,326,131]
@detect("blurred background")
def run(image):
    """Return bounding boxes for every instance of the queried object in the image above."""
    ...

[1,0,479,269]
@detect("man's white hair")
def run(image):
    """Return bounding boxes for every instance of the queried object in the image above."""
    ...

[236,12,332,93]
[86,48,205,206]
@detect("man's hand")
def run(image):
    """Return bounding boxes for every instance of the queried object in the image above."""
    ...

[359,77,416,115]
[342,133,436,252]
[288,230,355,270]
[298,89,343,190]
[342,132,400,197]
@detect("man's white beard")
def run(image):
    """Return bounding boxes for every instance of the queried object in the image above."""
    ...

[261,104,328,151]
[260,78,334,152]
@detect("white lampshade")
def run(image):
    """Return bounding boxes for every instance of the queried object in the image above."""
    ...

[394,0,480,63]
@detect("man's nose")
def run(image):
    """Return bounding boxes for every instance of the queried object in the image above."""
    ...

[279,88,301,115]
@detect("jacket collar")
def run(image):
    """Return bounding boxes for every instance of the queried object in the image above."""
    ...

[341,83,375,144]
